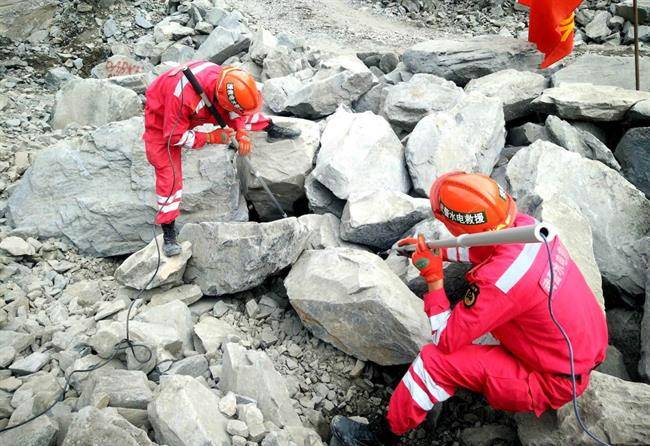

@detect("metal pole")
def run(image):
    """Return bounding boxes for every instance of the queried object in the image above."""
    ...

[634,0,641,91]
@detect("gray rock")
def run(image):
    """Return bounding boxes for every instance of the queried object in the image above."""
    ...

[353,83,391,115]
[160,43,195,64]
[262,47,308,80]
[298,213,352,250]
[7,117,247,257]
[0,414,57,446]
[340,191,431,250]
[552,55,650,92]
[115,235,192,290]
[218,391,237,417]
[506,140,650,297]
[249,27,278,64]
[402,36,540,86]
[507,123,550,146]
[78,369,153,410]
[221,343,301,428]
[135,13,153,30]
[460,424,516,446]
[51,79,142,129]
[312,107,410,200]
[406,92,505,196]
[585,11,613,43]
[163,355,209,378]
[240,405,265,441]
[545,115,620,170]
[136,300,194,352]
[285,56,374,118]
[145,284,203,307]
[465,69,548,121]
[0,347,16,368]
[180,218,308,295]
[242,117,320,220]
[9,352,50,375]
[0,330,34,353]
[0,236,35,256]
[196,26,251,65]
[0,0,57,41]
[304,174,346,218]
[379,53,400,74]
[63,279,102,307]
[263,73,308,114]
[45,66,76,89]
[616,127,650,197]
[516,372,650,445]
[640,269,650,381]
[532,83,650,121]
[194,316,243,353]
[381,73,464,132]
[153,19,194,43]
[228,419,250,438]
[607,308,642,380]
[149,375,230,446]
[628,99,650,123]
[285,248,430,365]
[616,0,650,25]
[596,345,631,380]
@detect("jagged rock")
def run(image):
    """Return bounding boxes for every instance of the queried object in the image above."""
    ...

[227,420,249,438]
[51,79,142,129]
[180,218,308,295]
[153,19,194,43]
[9,351,50,375]
[465,69,548,121]
[340,191,431,250]
[298,214,352,249]
[148,375,230,446]
[552,55,650,91]
[136,300,194,352]
[0,414,57,446]
[515,372,650,445]
[221,342,301,427]
[115,235,191,290]
[144,284,203,307]
[0,330,34,353]
[596,345,630,380]
[406,92,505,197]
[0,236,35,256]
[196,26,251,64]
[312,107,410,200]
[249,27,278,64]
[402,36,540,86]
[506,140,650,297]
[285,248,430,365]
[304,173,346,218]
[7,117,247,257]
[545,115,620,170]
[0,347,16,368]
[262,47,309,80]
[45,66,76,89]
[285,56,374,118]
[460,424,516,446]
[640,269,650,381]
[77,369,153,410]
[616,0,650,25]
[607,308,642,380]
[532,83,650,121]
[381,73,464,131]
[0,0,57,40]
[163,355,209,378]
[585,11,612,43]
[628,99,650,123]
[160,43,195,64]
[507,123,550,146]
[241,405,266,441]
[62,279,102,307]
[353,83,391,114]
[242,117,320,220]
[616,127,650,197]
[194,317,242,353]
[263,73,309,113]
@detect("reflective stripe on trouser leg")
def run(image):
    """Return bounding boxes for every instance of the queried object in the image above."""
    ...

[152,145,183,225]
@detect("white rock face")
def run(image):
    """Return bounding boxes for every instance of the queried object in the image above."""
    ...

[285,248,430,365]
[51,79,142,129]
[406,92,505,197]
[506,140,650,296]
[312,106,411,200]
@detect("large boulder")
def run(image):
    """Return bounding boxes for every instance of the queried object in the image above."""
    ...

[304,173,346,218]
[285,248,430,365]
[545,115,620,170]
[179,218,309,295]
[616,127,650,197]
[506,140,650,297]
[298,213,355,249]
[0,0,57,40]
[263,72,311,113]
[532,84,650,121]
[249,27,278,64]
[285,56,374,118]
[551,55,650,92]
[242,116,320,220]
[311,107,410,200]
[195,26,250,64]
[0,414,57,446]
[7,118,247,257]
[136,300,194,352]
[51,79,142,129]
[380,73,464,132]
[148,375,230,446]
[465,69,548,121]
[616,0,650,25]
[77,369,154,410]
[640,269,650,381]
[340,190,431,250]
[406,92,505,196]
[62,406,154,446]
[221,342,301,428]
[402,36,540,86]
[515,372,650,445]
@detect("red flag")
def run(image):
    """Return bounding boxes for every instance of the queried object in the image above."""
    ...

[520,0,582,68]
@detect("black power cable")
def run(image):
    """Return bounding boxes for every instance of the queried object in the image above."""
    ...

[0,70,187,435]
[541,234,611,446]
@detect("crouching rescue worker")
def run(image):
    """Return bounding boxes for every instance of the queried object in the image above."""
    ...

[143,60,300,256]
[331,172,608,445]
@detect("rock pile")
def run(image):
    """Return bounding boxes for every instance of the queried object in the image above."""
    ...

[1,0,649,446]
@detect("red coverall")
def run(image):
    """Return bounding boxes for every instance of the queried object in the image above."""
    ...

[143,60,270,224]
[386,213,608,435]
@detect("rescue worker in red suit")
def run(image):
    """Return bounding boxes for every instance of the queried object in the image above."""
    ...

[331,172,608,445]
[143,60,301,256]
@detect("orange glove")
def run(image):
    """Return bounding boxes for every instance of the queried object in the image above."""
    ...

[206,128,234,145]
[397,235,443,284]
[236,129,252,156]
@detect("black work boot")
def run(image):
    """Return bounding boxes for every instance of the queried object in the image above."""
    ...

[330,416,398,446]
[161,221,182,257]
[265,120,301,142]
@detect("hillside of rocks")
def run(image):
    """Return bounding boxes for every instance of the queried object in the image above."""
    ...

[0,1,649,446]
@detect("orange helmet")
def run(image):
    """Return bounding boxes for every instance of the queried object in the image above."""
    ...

[430,172,517,236]
[215,66,262,116]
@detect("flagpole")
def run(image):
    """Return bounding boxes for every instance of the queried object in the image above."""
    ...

[634,0,641,90]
